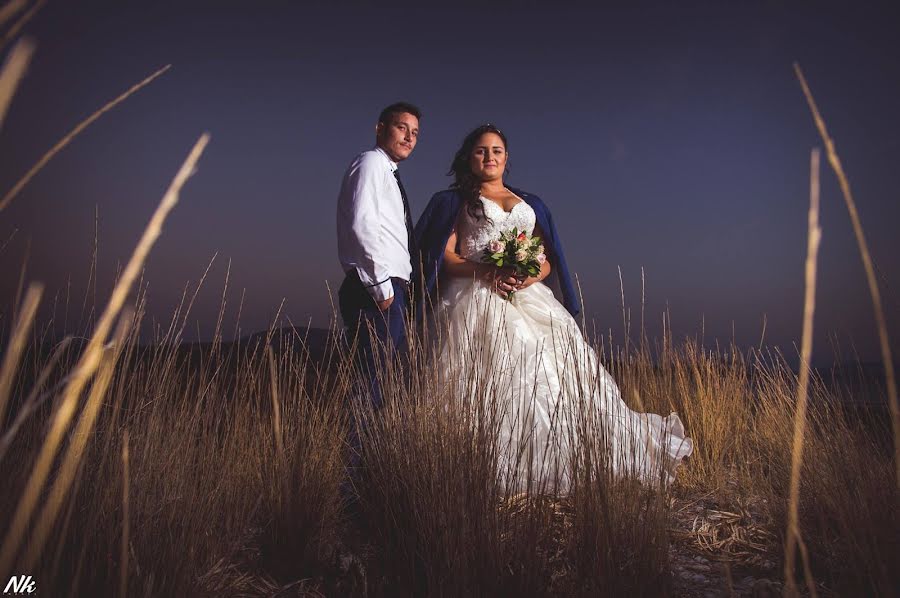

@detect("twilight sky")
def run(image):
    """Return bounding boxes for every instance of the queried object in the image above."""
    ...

[1,1,898,363]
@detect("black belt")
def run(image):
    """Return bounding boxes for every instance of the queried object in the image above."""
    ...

[343,270,410,294]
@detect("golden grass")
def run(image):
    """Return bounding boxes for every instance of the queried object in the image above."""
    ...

[784,148,822,597]
[0,36,34,128]
[0,133,208,575]
[0,64,172,213]
[0,282,40,425]
[794,64,899,490]
[0,0,45,49]
[0,0,29,29]
[1,300,894,595]
[119,429,129,598]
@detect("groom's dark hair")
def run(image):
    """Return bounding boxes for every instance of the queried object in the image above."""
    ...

[378,102,422,125]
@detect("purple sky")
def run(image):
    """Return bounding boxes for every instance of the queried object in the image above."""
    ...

[1,1,898,364]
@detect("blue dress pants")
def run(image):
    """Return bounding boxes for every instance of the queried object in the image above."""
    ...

[338,272,409,481]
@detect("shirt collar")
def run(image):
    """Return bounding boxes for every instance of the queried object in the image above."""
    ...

[373,145,398,173]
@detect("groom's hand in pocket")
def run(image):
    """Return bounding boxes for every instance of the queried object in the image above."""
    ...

[377,296,394,311]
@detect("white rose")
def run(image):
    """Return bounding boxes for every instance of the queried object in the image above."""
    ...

[515,249,528,262]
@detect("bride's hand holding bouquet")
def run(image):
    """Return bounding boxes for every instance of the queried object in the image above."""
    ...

[482,228,547,300]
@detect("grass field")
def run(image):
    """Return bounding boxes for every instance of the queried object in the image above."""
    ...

[0,297,896,596]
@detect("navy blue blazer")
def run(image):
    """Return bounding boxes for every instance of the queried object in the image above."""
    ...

[413,187,581,316]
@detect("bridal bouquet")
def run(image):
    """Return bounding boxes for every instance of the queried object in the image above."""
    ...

[482,228,546,300]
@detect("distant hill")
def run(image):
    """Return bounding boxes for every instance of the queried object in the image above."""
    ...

[16,326,896,405]
[181,325,338,363]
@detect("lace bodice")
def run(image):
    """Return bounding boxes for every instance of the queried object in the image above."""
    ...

[457,196,537,261]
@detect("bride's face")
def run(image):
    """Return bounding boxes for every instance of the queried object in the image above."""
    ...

[469,132,507,182]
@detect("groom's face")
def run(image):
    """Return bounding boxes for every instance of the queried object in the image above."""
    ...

[376,112,419,162]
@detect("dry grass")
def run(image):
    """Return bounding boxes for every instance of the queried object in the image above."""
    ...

[794,63,900,489]
[0,288,895,596]
[0,133,208,575]
[784,147,822,597]
[0,63,172,213]
[0,0,45,49]
[0,36,34,128]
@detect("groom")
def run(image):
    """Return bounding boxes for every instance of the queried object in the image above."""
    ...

[336,102,420,413]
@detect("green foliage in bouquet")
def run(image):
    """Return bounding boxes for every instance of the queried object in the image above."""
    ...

[482,228,547,299]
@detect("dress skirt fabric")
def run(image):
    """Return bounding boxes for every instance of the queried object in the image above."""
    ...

[434,275,692,492]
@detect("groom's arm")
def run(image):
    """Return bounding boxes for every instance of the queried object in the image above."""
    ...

[345,155,395,306]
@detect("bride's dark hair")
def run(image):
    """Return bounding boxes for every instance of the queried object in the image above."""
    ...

[448,124,509,222]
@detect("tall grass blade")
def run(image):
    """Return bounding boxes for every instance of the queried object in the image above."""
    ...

[0,63,172,212]
[0,336,71,464]
[794,63,900,488]
[0,0,45,48]
[0,0,29,29]
[119,429,129,598]
[0,36,33,128]
[0,134,208,576]
[0,282,41,426]
[784,148,822,597]
[22,310,132,568]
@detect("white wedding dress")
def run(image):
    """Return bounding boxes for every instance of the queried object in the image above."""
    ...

[434,196,693,492]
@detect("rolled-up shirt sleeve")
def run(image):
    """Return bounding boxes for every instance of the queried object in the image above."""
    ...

[345,155,394,302]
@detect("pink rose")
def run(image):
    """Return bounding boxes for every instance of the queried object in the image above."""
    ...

[515,249,528,262]
[536,253,547,264]
[489,240,504,253]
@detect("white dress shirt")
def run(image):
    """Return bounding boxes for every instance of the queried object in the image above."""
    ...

[337,146,412,302]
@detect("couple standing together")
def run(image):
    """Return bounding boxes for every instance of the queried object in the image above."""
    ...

[337,102,692,490]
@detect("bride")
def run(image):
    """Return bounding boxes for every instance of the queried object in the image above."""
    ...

[414,124,692,491]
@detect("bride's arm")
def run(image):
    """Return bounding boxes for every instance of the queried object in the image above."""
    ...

[442,228,490,278]
[516,223,552,290]
[442,226,520,295]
